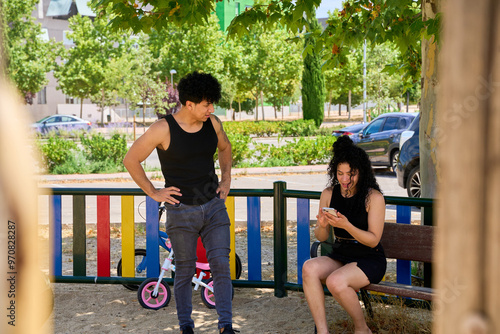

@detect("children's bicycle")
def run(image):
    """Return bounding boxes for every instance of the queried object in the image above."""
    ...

[117,202,242,291]
[137,248,234,310]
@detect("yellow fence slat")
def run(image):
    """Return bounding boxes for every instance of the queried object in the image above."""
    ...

[121,196,135,277]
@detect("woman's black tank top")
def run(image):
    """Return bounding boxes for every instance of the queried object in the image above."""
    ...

[156,115,219,205]
[330,184,369,239]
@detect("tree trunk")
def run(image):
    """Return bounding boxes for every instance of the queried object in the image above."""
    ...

[255,94,259,121]
[230,97,235,121]
[348,90,352,120]
[435,0,500,333]
[101,88,105,126]
[338,103,341,116]
[80,99,83,119]
[142,102,146,133]
[238,101,242,120]
[420,1,440,199]
[260,91,265,121]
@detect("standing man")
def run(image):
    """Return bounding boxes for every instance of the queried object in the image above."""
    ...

[123,72,236,334]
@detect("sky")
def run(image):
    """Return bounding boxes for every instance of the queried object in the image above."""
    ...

[316,0,343,18]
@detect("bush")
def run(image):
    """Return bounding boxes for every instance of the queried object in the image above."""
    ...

[224,119,319,137]
[214,133,253,167]
[252,135,335,166]
[36,135,78,173]
[80,133,127,164]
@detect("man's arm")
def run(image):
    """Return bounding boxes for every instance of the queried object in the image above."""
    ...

[211,115,232,200]
[123,120,181,204]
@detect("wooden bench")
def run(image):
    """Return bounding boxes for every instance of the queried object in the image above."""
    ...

[310,222,434,316]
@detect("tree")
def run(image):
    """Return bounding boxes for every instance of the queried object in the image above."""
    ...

[120,39,170,123]
[324,51,363,117]
[365,42,406,116]
[54,15,121,119]
[301,16,325,127]
[2,0,60,104]
[147,14,224,83]
[260,28,303,118]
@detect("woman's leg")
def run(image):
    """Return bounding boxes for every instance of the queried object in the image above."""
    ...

[302,256,343,334]
[325,262,371,334]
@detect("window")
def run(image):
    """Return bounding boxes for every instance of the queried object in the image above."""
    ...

[63,30,73,46]
[382,117,399,131]
[364,118,384,135]
[65,96,80,104]
[37,87,47,105]
[38,0,44,19]
[396,117,410,129]
[39,28,49,42]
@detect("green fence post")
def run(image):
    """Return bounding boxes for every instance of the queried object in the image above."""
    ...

[273,181,287,298]
[423,204,433,288]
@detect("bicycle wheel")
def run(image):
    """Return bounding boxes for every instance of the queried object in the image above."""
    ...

[117,248,147,291]
[200,278,234,309]
[235,253,242,279]
[137,277,171,310]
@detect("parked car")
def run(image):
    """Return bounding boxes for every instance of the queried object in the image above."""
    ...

[396,113,421,197]
[352,112,418,171]
[332,122,366,138]
[31,115,92,134]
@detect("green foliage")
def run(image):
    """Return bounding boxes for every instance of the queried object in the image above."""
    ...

[223,120,318,137]
[36,135,78,173]
[255,135,335,166]
[80,133,127,164]
[36,133,127,174]
[218,98,256,114]
[3,0,61,104]
[213,133,253,167]
[302,17,326,127]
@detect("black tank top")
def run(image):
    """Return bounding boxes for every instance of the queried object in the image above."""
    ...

[156,115,219,205]
[330,184,368,239]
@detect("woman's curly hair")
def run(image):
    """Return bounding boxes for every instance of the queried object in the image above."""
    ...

[177,71,221,106]
[327,135,382,210]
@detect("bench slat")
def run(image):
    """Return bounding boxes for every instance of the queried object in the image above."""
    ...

[363,281,433,301]
[381,223,433,263]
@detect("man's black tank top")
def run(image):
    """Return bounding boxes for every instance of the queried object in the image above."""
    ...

[156,115,219,205]
[330,184,369,239]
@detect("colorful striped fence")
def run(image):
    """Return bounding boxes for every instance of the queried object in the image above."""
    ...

[47,184,434,296]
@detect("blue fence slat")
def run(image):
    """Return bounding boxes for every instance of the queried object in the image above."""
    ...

[146,197,160,278]
[297,198,310,284]
[50,195,62,276]
[247,197,262,281]
[396,205,412,285]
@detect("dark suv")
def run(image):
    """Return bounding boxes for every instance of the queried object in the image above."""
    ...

[396,113,420,197]
[353,112,417,171]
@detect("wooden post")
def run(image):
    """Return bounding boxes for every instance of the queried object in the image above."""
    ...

[435,1,500,333]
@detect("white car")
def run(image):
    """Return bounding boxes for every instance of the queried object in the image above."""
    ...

[31,115,92,134]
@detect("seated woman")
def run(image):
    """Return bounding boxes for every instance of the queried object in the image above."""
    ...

[302,136,387,334]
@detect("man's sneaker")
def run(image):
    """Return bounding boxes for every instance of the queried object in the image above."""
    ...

[220,325,240,334]
[181,326,194,334]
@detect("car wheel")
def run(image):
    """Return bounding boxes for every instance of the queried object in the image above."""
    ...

[390,150,400,172]
[406,166,421,198]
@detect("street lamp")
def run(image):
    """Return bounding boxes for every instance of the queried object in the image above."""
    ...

[170,69,177,85]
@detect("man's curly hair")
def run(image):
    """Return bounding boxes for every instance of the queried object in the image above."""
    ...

[327,135,382,210]
[177,71,221,106]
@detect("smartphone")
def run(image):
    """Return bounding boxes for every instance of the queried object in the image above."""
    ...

[322,207,338,217]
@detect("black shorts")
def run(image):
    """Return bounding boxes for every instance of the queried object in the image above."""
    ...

[327,242,387,284]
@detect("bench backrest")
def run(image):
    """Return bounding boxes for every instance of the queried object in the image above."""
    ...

[380,222,434,263]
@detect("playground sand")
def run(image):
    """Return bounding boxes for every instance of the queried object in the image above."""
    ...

[39,223,431,333]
